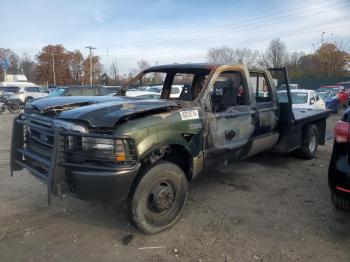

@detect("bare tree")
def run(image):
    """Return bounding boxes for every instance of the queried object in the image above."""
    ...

[207,46,262,66]
[110,59,119,80]
[21,53,36,81]
[70,50,84,83]
[128,68,138,80]
[137,60,150,72]
[263,38,288,68]
[286,51,304,79]
[207,46,235,63]
[235,48,261,67]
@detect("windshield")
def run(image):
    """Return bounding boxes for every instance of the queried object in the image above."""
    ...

[317,91,333,100]
[48,88,66,97]
[279,84,298,90]
[0,86,20,93]
[278,91,308,104]
[318,87,339,93]
[124,70,210,101]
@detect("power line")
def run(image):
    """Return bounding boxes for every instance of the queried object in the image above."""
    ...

[96,23,350,58]
[104,0,349,49]
[98,5,349,57]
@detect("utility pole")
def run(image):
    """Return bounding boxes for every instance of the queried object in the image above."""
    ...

[106,47,109,77]
[51,51,56,86]
[3,50,7,81]
[85,45,96,85]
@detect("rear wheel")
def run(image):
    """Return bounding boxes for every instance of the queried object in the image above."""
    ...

[297,124,319,159]
[331,192,350,211]
[129,161,188,234]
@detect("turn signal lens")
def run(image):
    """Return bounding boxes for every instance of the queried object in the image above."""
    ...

[116,153,126,162]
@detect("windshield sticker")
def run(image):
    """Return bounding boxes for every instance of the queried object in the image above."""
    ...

[180,110,199,120]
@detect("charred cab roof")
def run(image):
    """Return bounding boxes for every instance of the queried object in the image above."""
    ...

[144,63,219,73]
[144,63,266,74]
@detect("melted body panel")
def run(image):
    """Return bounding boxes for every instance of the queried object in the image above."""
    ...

[13,64,331,206]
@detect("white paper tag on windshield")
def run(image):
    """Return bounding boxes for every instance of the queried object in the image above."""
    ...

[180,110,199,120]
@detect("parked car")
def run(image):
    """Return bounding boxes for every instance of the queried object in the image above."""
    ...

[125,90,161,99]
[277,89,326,110]
[279,83,301,90]
[0,86,48,103]
[104,86,123,95]
[170,85,183,98]
[0,86,21,96]
[129,85,182,98]
[337,81,350,104]
[328,108,350,210]
[11,64,330,234]
[316,90,340,113]
[145,86,162,93]
[48,85,108,97]
[318,86,348,106]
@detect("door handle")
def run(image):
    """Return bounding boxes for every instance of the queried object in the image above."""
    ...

[225,130,236,141]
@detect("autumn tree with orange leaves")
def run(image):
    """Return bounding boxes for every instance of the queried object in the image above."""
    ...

[35,44,103,85]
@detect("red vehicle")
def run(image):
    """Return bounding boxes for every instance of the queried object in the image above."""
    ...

[320,86,348,106]
[337,82,350,105]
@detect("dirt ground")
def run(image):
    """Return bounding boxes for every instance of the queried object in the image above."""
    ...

[0,111,349,262]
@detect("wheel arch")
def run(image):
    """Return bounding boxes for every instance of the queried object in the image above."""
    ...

[138,142,197,181]
[304,119,326,145]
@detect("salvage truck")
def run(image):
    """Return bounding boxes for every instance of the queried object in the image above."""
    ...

[11,64,330,233]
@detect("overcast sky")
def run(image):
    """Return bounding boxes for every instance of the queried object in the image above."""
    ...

[1,0,350,73]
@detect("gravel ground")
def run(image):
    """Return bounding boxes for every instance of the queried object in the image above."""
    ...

[0,110,349,262]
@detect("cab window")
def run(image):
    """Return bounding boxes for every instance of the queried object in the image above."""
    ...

[83,88,97,96]
[210,71,247,112]
[66,87,83,96]
[250,72,272,103]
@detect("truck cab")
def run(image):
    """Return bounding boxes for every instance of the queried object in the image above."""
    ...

[11,64,330,234]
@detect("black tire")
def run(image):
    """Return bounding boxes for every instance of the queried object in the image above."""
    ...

[7,101,21,114]
[331,192,350,211]
[129,161,188,234]
[297,124,319,159]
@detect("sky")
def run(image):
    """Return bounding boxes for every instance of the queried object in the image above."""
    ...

[1,0,350,73]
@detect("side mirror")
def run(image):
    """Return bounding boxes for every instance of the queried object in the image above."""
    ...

[310,98,315,105]
[316,94,320,101]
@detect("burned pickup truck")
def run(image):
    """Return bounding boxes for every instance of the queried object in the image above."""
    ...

[11,64,330,233]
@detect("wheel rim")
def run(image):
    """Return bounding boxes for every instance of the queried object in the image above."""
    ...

[309,132,316,152]
[147,179,176,214]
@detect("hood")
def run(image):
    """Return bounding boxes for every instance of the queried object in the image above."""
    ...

[28,96,179,127]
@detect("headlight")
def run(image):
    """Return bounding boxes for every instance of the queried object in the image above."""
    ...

[82,137,126,162]
[54,120,88,133]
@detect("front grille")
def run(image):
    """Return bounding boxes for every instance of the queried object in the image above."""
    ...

[12,113,138,204]
[20,115,55,177]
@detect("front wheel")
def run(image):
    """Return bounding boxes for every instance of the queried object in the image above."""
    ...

[129,161,188,234]
[7,101,21,114]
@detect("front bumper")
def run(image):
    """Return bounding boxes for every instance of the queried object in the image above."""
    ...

[11,114,140,204]
[328,142,350,200]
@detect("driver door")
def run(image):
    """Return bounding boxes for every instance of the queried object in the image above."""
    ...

[204,66,256,162]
